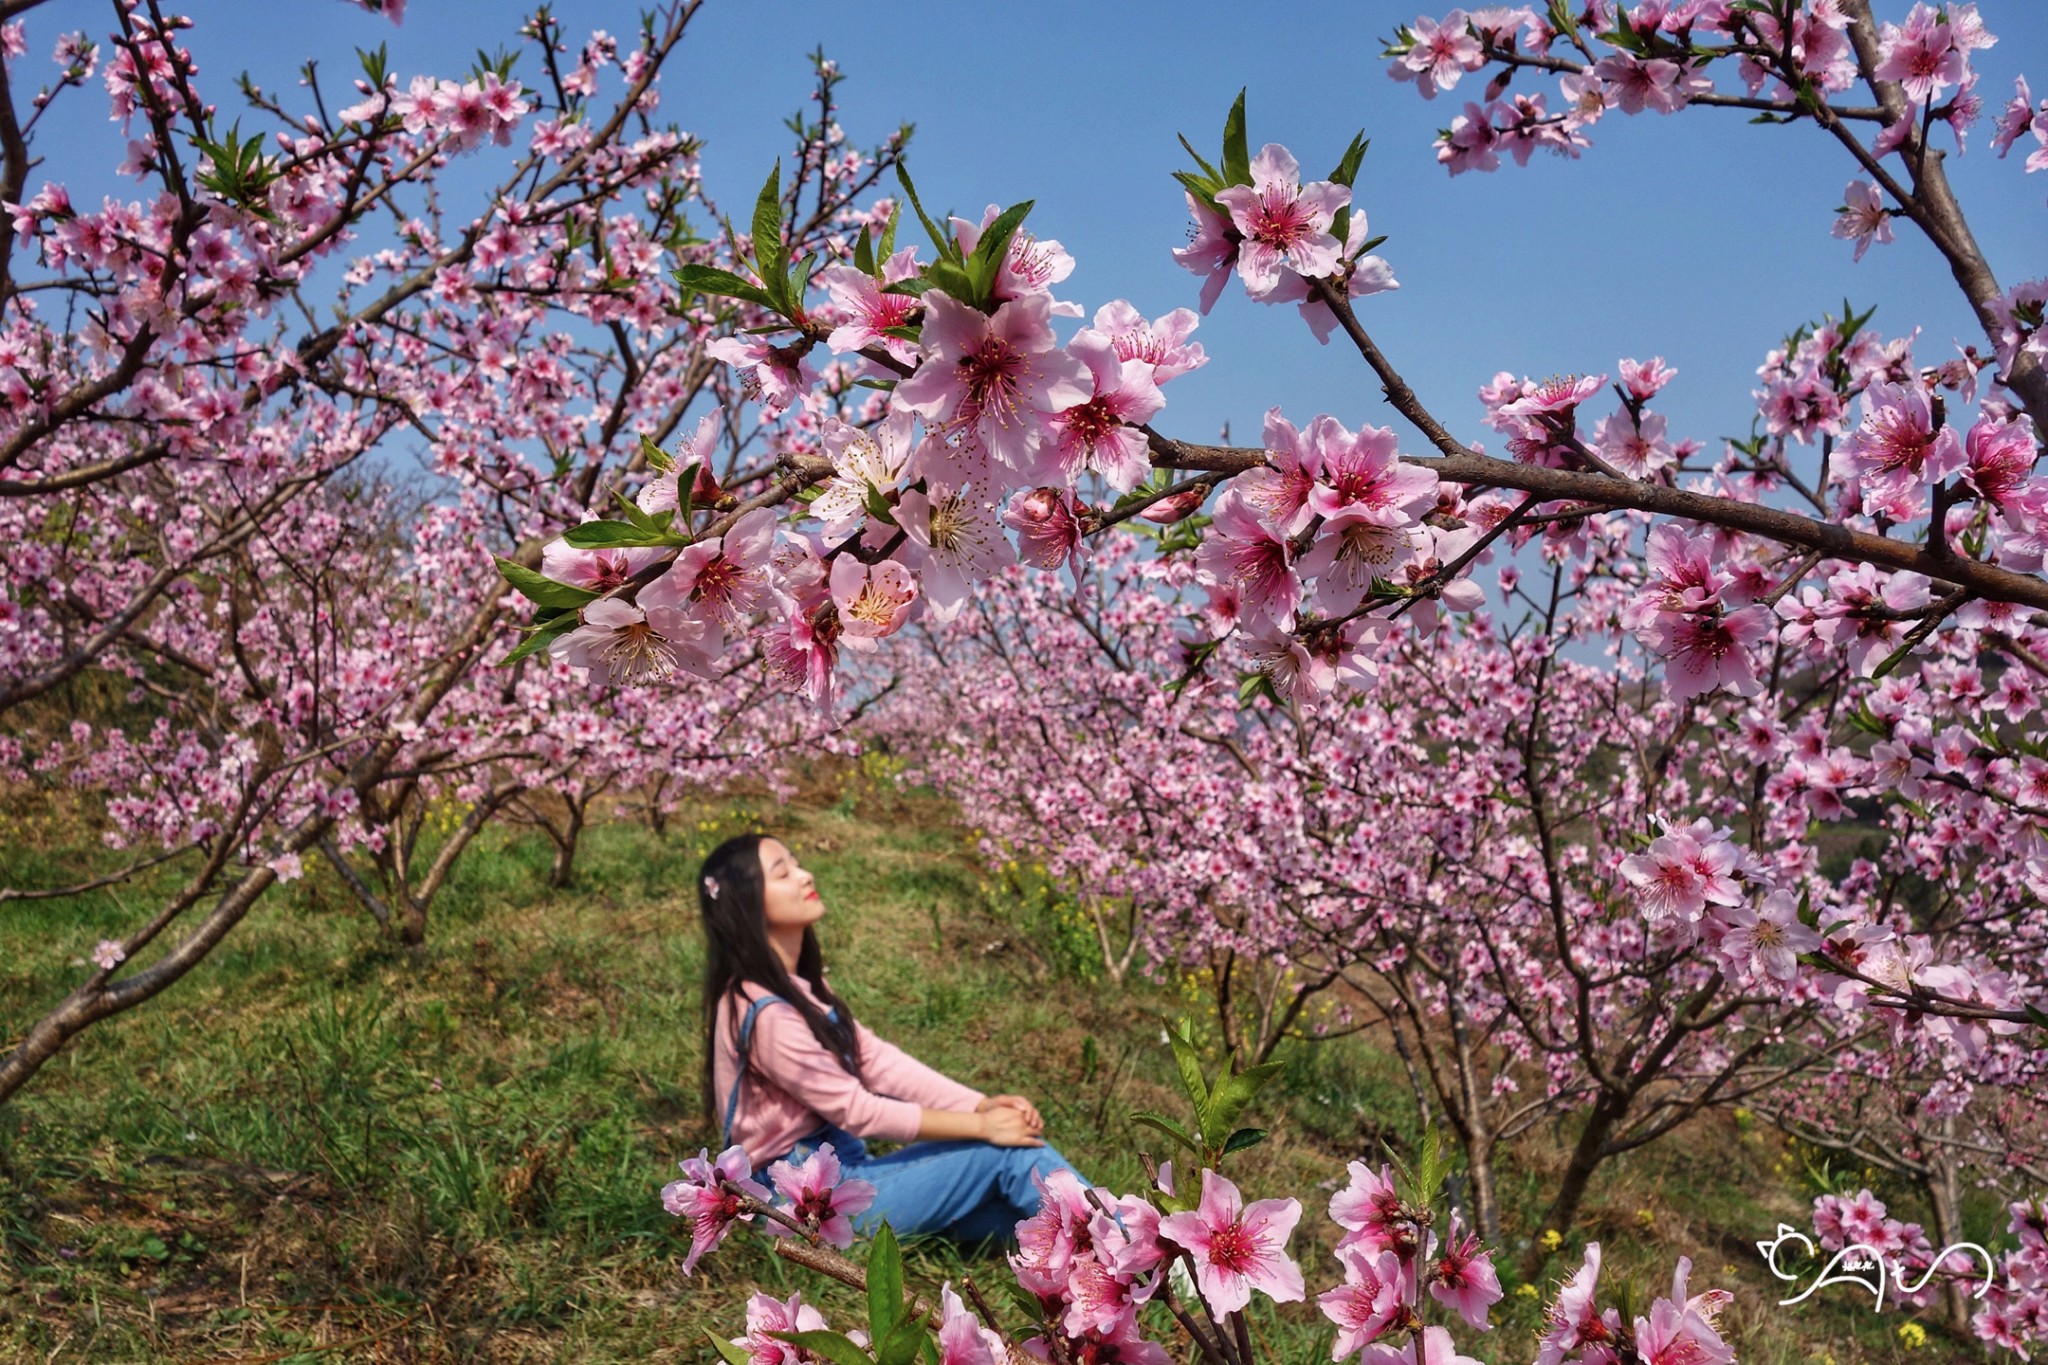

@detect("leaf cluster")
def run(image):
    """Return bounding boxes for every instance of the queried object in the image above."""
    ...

[1128,1017,1279,1192]
[1173,91,1376,257]
[676,160,1035,326]
[709,1225,943,1365]
[191,124,280,217]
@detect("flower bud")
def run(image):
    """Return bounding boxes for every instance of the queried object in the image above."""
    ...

[692,464,724,505]
[1004,486,1084,569]
[1138,484,1208,524]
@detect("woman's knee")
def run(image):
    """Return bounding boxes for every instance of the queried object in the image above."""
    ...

[996,1145,1080,1201]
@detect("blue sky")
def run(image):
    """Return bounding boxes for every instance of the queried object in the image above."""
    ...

[14,0,2048,465]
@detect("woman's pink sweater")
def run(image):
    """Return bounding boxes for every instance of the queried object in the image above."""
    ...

[711,977,985,1167]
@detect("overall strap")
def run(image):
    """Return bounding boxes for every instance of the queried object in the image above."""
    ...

[721,993,787,1148]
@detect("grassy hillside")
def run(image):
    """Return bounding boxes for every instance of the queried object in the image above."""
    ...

[0,765,1974,1362]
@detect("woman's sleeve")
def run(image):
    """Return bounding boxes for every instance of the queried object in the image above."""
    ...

[854,1020,987,1113]
[751,1005,926,1143]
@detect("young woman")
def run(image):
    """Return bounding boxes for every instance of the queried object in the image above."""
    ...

[698,832,1081,1243]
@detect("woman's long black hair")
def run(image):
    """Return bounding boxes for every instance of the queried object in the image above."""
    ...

[698,833,863,1133]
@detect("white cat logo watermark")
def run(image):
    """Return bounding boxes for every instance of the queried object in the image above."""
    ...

[1755,1222,1997,1310]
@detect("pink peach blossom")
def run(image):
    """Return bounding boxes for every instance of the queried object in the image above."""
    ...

[829,557,918,646]
[1832,180,1893,262]
[1157,1167,1304,1316]
[765,1142,875,1250]
[661,1144,770,1276]
[1195,487,1301,629]
[894,291,1090,474]
[1213,144,1348,299]
[1319,1243,1405,1359]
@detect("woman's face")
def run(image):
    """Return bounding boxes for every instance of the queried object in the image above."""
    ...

[757,838,825,934]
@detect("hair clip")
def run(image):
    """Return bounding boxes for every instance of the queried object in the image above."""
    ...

[703,875,720,900]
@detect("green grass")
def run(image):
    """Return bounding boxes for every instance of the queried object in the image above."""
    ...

[0,767,1990,1362]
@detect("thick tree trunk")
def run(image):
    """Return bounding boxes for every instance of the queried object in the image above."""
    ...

[397,889,429,949]
[0,843,294,1104]
[1521,1091,1629,1279]
[546,796,585,889]
[318,835,392,934]
[1465,1137,1501,1246]
[1211,948,1243,1062]
[1443,992,1501,1241]
[1089,895,1129,987]
[643,776,670,836]
[1922,1142,1972,1336]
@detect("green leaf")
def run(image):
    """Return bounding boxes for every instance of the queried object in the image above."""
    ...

[772,1332,875,1365]
[1547,0,1581,44]
[609,485,664,534]
[501,613,578,666]
[1221,89,1251,187]
[1869,637,1917,680]
[1199,1062,1282,1146]
[495,557,597,609]
[1128,1111,1201,1155]
[355,44,391,100]
[705,1330,752,1365]
[1177,132,1224,185]
[964,200,1035,307]
[787,251,820,314]
[1154,512,1211,556]
[2024,1003,2048,1032]
[1328,133,1369,189]
[895,164,960,264]
[863,482,899,527]
[1167,1019,1208,1111]
[854,225,876,278]
[1221,1127,1268,1157]
[923,260,976,305]
[752,162,787,304]
[1839,298,1878,344]
[1171,169,1223,214]
[1600,20,1648,53]
[1414,1125,1446,1205]
[671,464,701,525]
[638,432,675,474]
[562,519,670,548]
[191,122,280,215]
[878,200,902,260]
[672,263,775,310]
[1002,1281,1046,1324]
[1326,132,1369,247]
[868,1222,905,1340]
[875,1319,929,1365]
